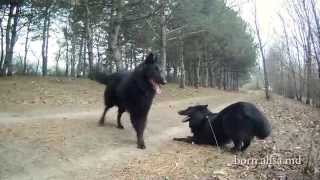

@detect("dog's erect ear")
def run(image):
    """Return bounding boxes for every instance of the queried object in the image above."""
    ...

[145,53,155,64]
[199,104,208,110]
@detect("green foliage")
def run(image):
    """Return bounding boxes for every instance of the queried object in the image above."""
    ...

[4,0,257,88]
[168,0,257,83]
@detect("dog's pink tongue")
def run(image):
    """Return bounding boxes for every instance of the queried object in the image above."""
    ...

[155,84,161,94]
[150,80,161,95]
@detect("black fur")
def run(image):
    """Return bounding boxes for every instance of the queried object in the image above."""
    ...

[174,102,271,152]
[93,53,166,149]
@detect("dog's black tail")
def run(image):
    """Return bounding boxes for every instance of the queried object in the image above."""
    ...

[89,72,110,85]
[251,110,271,139]
[241,102,271,139]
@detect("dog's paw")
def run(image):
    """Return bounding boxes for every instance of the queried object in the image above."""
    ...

[230,147,241,154]
[117,125,124,129]
[137,144,146,149]
[98,121,105,126]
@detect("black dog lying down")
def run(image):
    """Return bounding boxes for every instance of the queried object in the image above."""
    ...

[174,102,271,152]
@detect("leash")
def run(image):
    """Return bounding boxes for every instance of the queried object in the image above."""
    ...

[206,115,222,152]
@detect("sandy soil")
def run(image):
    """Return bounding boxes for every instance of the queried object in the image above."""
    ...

[111,94,320,180]
[0,77,245,180]
[0,77,319,180]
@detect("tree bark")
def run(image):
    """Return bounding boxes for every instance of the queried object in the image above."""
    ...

[160,1,167,79]
[302,0,312,104]
[65,39,69,77]
[310,0,320,78]
[70,35,76,77]
[223,67,227,90]
[254,2,270,99]
[23,21,31,75]
[279,14,298,98]
[305,32,312,105]
[195,52,201,88]
[203,38,209,87]
[77,34,84,77]
[110,0,123,72]
[179,33,185,88]
[55,47,61,76]
[208,65,214,87]
[0,18,4,74]
[97,44,101,72]
[4,3,19,76]
[42,6,50,76]
[83,39,87,76]
[85,3,94,75]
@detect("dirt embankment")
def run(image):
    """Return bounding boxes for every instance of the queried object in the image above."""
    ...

[0,77,319,180]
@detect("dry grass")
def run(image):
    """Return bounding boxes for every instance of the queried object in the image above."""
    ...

[111,94,320,180]
[0,76,235,113]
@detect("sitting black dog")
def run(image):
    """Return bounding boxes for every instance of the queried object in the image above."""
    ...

[174,102,271,152]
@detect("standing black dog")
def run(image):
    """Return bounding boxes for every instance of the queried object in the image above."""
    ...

[93,53,166,149]
[174,102,271,152]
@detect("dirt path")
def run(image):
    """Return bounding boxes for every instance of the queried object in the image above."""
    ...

[0,93,249,180]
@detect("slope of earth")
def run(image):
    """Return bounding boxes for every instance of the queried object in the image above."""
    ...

[0,76,248,180]
[1,77,319,180]
[112,94,320,180]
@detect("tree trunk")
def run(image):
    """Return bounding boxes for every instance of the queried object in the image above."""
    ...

[160,2,167,80]
[110,0,123,72]
[85,4,94,75]
[4,3,18,76]
[70,35,76,77]
[223,67,227,90]
[0,18,4,74]
[208,65,214,87]
[111,24,121,71]
[0,18,4,76]
[83,39,87,76]
[294,39,303,101]
[279,14,298,98]
[179,33,185,88]
[55,47,61,76]
[195,52,201,88]
[203,61,209,87]
[310,0,320,78]
[65,40,69,77]
[42,6,50,76]
[305,32,312,105]
[130,46,134,70]
[77,34,84,77]
[203,39,209,87]
[36,56,40,75]
[236,71,239,90]
[254,3,270,99]
[302,0,312,105]
[97,45,101,72]
[310,31,320,79]
[23,21,31,75]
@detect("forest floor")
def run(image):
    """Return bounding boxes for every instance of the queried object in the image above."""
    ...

[0,76,319,180]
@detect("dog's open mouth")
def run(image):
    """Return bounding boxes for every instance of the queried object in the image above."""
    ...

[149,79,161,94]
[182,116,190,122]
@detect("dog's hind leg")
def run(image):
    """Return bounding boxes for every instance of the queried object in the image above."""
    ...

[117,107,125,129]
[240,138,252,151]
[231,139,243,153]
[99,106,110,126]
[130,114,146,149]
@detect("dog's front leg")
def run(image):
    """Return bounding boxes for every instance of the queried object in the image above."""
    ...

[130,114,147,149]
